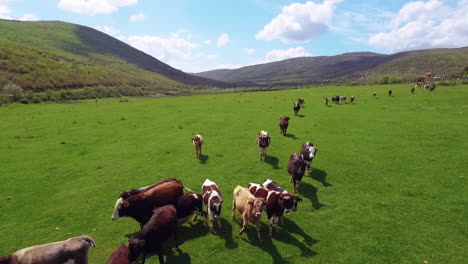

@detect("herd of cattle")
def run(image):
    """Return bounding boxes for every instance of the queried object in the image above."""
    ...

[1,85,438,263]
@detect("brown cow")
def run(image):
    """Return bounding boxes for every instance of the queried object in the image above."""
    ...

[192,134,204,158]
[298,98,305,107]
[112,178,184,228]
[176,193,205,224]
[279,117,290,136]
[128,205,179,264]
[0,236,95,264]
[106,244,130,264]
[232,186,266,242]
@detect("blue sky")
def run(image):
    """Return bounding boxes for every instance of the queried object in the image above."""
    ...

[1,0,467,72]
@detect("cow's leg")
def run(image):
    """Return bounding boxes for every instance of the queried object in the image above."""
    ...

[256,221,263,243]
[268,217,274,237]
[239,216,248,234]
[174,228,180,251]
[232,200,236,220]
[217,216,222,229]
[156,249,163,264]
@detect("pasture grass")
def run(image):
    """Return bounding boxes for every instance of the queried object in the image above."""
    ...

[0,84,467,263]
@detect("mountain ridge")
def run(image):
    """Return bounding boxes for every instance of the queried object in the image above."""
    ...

[194,47,468,85]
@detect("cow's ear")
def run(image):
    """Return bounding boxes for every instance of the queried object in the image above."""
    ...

[122,200,129,207]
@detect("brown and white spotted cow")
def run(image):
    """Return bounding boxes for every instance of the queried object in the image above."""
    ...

[262,179,302,221]
[232,186,266,242]
[256,130,271,161]
[248,183,296,236]
[201,179,223,232]
[0,236,95,264]
[301,141,318,175]
[293,102,301,116]
[192,134,204,158]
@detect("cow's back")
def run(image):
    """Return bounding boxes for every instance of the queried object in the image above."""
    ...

[143,205,178,249]
[143,180,184,206]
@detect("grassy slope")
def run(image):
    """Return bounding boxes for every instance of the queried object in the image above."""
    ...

[0,20,228,92]
[0,84,467,263]
[195,48,468,85]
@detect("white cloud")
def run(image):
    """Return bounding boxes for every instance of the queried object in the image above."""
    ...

[94,25,121,36]
[119,31,201,71]
[58,0,138,15]
[245,48,255,55]
[256,0,343,43]
[368,0,468,52]
[204,39,212,45]
[130,12,145,22]
[0,5,11,19]
[264,47,311,62]
[217,33,229,48]
[19,13,39,21]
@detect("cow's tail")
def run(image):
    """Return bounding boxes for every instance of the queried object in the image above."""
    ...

[80,236,96,248]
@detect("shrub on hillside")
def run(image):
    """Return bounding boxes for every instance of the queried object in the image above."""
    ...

[1,83,24,101]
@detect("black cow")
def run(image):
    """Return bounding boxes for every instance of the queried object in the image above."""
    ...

[287,153,308,192]
[388,90,392,96]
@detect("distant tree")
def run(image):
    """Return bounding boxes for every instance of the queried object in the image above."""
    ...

[1,83,24,101]
[380,76,390,84]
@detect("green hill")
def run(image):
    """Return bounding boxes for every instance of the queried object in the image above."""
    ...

[194,47,468,85]
[0,19,231,93]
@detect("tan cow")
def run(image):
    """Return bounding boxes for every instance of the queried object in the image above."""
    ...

[0,236,95,264]
[232,185,266,242]
[192,134,204,158]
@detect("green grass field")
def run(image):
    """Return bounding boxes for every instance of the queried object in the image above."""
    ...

[0,84,467,264]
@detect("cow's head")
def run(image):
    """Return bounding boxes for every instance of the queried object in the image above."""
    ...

[306,145,318,160]
[291,195,303,211]
[279,193,294,213]
[128,236,145,263]
[209,196,223,218]
[192,135,200,142]
[250,198,266,218]
[112,197,129,221]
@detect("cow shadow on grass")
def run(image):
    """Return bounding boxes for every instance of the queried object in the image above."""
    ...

[166,250,191,264]
[284,133,298,140]
[265,155,281,170]
[282,217,317,246]
[274,228,317,259]
[177,220,209,245]
[240,223,285,264]
[199,154,209,164]
[299,182,324,210]
[309,168,332,187]
[296,114,305,118]
[214,218,238,249]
